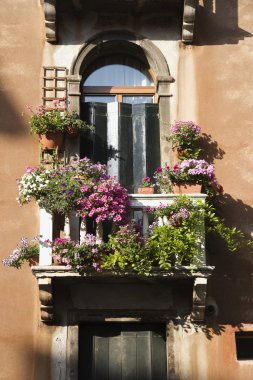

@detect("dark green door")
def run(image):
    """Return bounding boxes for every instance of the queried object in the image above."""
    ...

[79,323,167,380]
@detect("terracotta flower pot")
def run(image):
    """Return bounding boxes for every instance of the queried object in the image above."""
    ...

[172,183,202,194]
[52,255,62,265]
[39,132,64,150]
[137,187,155,194]
[28,256,39,266]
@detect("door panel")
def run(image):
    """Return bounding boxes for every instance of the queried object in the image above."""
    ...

[79,323,167,380]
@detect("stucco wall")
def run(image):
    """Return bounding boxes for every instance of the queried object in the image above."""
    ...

[0,1,46,379]
[1,0,253,379]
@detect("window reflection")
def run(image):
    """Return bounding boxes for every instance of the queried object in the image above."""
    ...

[123,96,153,104]
[83,55,154,87]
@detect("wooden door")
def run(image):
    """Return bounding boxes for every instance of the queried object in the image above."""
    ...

[78,323,167,380]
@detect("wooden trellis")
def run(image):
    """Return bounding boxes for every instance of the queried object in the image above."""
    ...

[42,66,67,109]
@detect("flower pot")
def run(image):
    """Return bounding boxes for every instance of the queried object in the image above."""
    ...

[39,132,64,150]
[66,125,78,138]
[137,187,155,194]
[172,183,202,194]
[52,255,63,265]
[28,256,39,266]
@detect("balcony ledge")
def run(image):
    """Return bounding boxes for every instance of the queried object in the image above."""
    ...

[32,265,214,279]
[32,265,214,323]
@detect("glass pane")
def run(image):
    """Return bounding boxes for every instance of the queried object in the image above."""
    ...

[123,96,153,104]
[84,95,115,103]
[83,55,154,87]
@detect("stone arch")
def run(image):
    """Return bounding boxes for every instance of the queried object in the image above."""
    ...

[69,30,172,83]
[67,31,173,163]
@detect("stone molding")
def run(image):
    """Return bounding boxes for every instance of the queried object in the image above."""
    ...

[182,0,197,43]
[191,277,208,321]
[33,266,214,323]
[42,1,197,44]
[38,278,54,322]
[43,0,57,43]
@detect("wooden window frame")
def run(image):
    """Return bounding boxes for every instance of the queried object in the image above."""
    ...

[82,86,157,103]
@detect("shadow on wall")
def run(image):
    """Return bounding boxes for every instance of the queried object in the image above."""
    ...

[0,82,27,136]
[200,133,225,164]
[194,0,253,45]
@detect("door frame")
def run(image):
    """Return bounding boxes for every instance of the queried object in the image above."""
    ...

[66,310,170,380]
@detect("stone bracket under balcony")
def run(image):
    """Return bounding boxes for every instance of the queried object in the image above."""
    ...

[32,266,214,323]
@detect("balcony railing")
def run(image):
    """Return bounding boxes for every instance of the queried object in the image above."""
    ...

[38,193,207,267]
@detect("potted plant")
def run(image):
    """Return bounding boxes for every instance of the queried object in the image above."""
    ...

[17,157,108,214]
[102,223,152,274]
[47,235,105,273]
[27,100,66,149]
[17,157,129,223]
[2,236,39,269]
[154,159,221,195]
[137,176,155,194]
[168,121,202,160]
[27,100,93,149]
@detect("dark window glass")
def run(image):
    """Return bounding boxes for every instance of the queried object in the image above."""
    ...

[235,332,253,360]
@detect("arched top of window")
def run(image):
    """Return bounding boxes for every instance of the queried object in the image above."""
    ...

[82,54,154,87]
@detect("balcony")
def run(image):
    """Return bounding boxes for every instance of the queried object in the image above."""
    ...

[32,192,214,323]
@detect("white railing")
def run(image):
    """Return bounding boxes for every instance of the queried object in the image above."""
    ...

[39,193,207,266]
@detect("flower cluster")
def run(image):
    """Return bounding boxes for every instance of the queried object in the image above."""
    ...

[77,178,129,223]
[171,159,218,184]
[139,176,154,188]
[17,165,51,205]
[2,236,39,269]
[154,159,221,194]
[17,157,109,214]
[153,166,172,193]
[170,208,190,227]
[169,121,202,159]
[47,235,105,273]
[170,121,201,136]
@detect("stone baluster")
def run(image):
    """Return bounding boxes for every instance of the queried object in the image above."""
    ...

[39,208,53,266]
[80,219,87,243]
[96,222,103,244]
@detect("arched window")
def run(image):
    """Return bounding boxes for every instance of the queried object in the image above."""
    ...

[80,54,160,192]
[82,54,157,104]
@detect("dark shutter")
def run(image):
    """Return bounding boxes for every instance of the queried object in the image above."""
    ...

[80,102,108,164]
[79,323,167,380]
[80,102,160,192]
[118,103,134,192]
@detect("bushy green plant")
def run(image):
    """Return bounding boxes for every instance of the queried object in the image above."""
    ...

[27,101,93,135]
[63,110,94,133]
[28,103,65,135]
[151,195,253,255]
[102,224,152,274]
